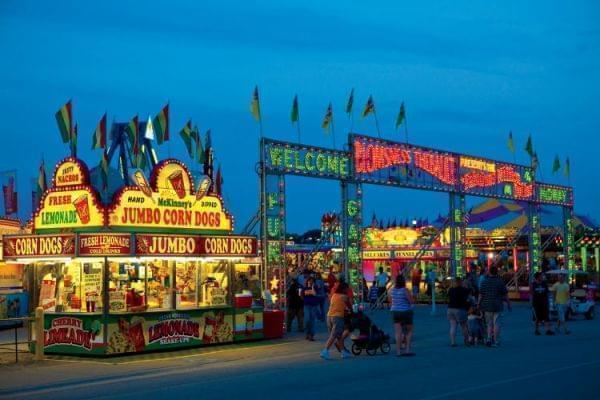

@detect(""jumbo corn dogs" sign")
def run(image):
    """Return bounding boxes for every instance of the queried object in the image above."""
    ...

[107,160,232,233]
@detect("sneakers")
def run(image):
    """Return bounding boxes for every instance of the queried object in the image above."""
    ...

[320,349,331,360]
[341,350,352,359]
[546,330,555,336]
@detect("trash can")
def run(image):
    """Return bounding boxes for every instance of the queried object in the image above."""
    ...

[263,310,285,339]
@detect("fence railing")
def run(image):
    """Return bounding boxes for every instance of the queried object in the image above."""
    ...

[0,307,44,363]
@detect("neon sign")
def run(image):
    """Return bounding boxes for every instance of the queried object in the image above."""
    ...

[460,162,533,200]
[352,136,458,188]
[460,157,495,173]
[264,140,350,179]
[354,140,411,173]
[538,185,571,205]
[413,151,456,185]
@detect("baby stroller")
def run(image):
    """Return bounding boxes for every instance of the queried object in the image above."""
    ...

[350,311,391,356]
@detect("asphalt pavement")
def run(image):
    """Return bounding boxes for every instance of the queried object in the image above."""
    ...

[0,303,599,400]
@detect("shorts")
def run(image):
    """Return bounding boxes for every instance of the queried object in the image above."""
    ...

[533,303,549,322]
[447,308,468,323]
[484,311,502,328]
[392,310,413,325]
[556,303,568,322]
[327,316,345,338]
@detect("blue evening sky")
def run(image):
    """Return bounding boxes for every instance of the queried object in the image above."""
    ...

[0,0,598,232]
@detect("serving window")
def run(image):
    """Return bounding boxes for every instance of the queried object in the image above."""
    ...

[199,261,229,307]
[233,262,262,302]
[34,260,103,313]
[175,261,198,309]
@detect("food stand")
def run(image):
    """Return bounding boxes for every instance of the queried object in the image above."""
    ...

[0,217,28,321]
[362,225,477,284]
[2,157,264,356]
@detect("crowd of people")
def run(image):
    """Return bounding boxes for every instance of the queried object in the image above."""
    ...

[285,264,582,360]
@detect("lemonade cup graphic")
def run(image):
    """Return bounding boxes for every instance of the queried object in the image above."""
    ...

[244,311,255,335]
[128,321,146,352]
[73,194,91,224]
[168,170,186,199]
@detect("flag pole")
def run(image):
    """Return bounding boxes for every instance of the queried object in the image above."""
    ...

[349,111,354,133]
[373,109,381,138]
[331,115,336,149]
[296,117,301,144]
[404,115,409,144]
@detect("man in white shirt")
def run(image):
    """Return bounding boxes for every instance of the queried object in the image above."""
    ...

[376,267,390,301]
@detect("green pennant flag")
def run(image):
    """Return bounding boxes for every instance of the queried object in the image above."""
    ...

[250,86,261,121]
[195,126,205,164]
[321,102,333,134]
[126,115,139,156]
[36,159,47,199]
[70,123,78,156]
[137,143,147,170]
[345,88,354,116]
[179,120,193,157]
[525,134,534,157]
[552,155,561,173]
[563,157,570,178]
[362,95,375,118]
[395,102,406,129]
[290,95,299,123]
[91,113,107,149]
[100,149,109,190]
[55,100,72,143]
[153,104,169,144]
[507,131,515,154]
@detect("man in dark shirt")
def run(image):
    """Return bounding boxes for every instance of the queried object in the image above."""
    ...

[447,277,471,346]
[531,272,554,336]
[478,266,511,347]
[286,279,304,332]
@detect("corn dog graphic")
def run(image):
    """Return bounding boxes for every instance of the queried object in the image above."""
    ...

[131,170,155,203]
[193,176,212,205]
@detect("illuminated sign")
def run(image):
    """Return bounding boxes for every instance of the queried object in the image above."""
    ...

[78,233,132,256]
[34,157,105,232]
[395,250,435,259]
[538,185,572,205]
[460,161,533,200]
[198,236,258,257]
[3,234,76,258]
[352,135,457,189]
[135,234,257,257]
[53,158,88,188]
[459,157,495,173]
[354,140,411,173]
[108,160,233,233]
[34,188,105,232]
[263,140,350,179]
[362,251,392,260]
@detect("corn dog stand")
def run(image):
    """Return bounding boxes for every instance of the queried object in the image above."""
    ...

[2,157,264,356]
